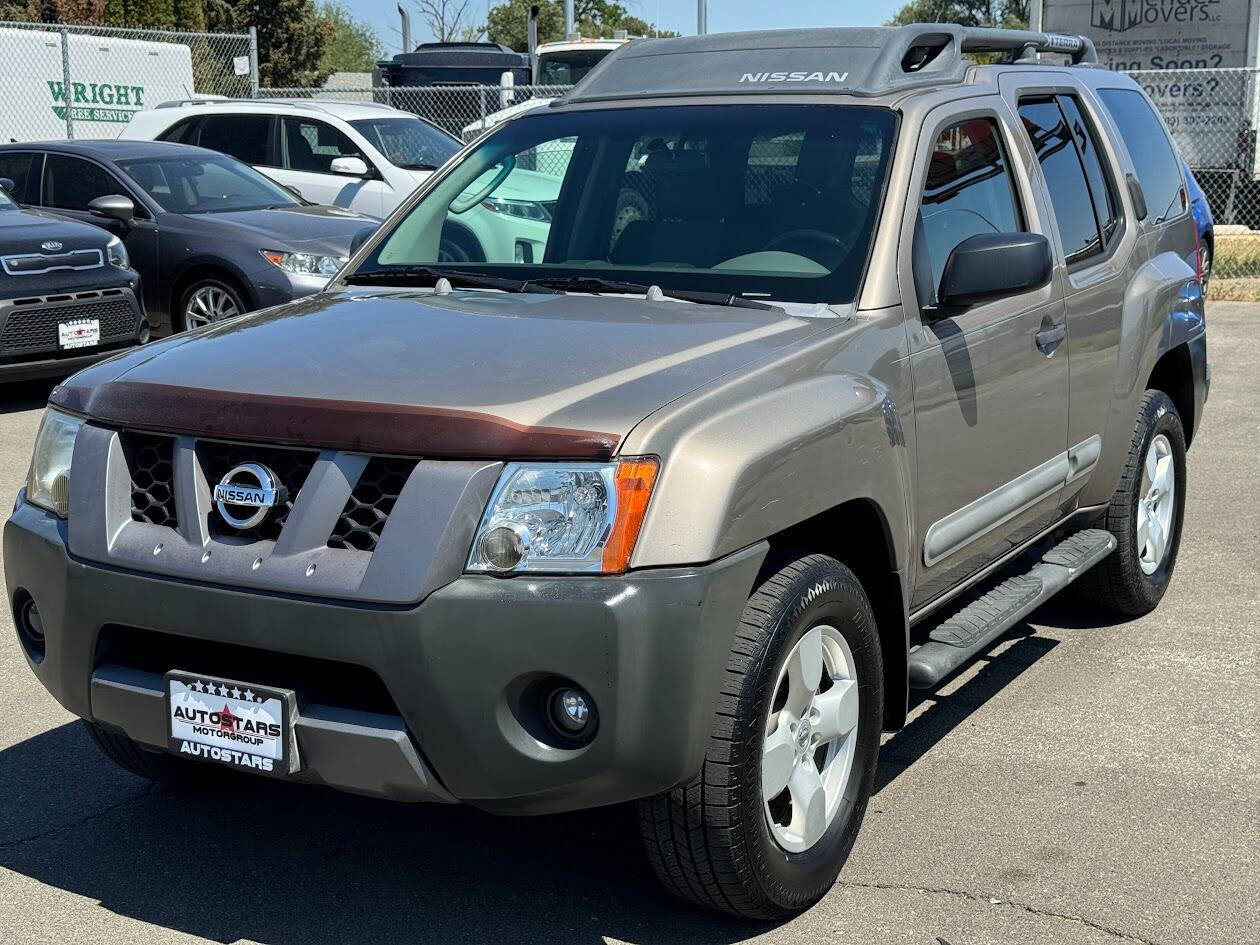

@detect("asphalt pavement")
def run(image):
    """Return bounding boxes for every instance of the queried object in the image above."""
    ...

[0,304,1256,945]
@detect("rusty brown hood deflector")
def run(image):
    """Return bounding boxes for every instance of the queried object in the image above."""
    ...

[50,380,621,460]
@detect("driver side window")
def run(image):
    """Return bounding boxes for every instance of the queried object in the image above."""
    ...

[915,117,1023,306]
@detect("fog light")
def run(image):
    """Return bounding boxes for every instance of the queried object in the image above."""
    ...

[478,523,529,572]
[551,688,591,733]
[13,591,45,662]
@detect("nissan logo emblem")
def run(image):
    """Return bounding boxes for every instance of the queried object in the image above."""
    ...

[212,462,285,530]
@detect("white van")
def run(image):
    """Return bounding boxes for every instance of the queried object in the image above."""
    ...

[0,25,195,143]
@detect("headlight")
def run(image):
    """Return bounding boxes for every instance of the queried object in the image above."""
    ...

[260,250,347,277]
[480,196,551,221]
[467,458,658,574]
[26,408,83,518]
[106,235,128,269]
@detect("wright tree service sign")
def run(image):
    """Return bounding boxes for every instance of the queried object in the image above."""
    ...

[1043,0,1259,168]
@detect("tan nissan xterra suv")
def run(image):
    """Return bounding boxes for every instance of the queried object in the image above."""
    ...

[6,25,1208,919]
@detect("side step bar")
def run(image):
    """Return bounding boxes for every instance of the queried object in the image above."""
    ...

[907,529,1116,690]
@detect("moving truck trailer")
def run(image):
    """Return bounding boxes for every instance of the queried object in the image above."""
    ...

[0,26,195,142]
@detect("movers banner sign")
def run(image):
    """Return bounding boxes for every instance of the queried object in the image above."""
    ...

[1042,0,1258,168]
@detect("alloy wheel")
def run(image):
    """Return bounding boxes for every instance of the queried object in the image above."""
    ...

[185,284,241,329]
[761,624,860,853]
[1137,432,1176,575]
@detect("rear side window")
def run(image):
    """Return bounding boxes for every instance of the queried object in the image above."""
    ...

[1018,98,1104,263]
[917,117,1023,297]
[197,115,273,166]
[1097,88,1184,223]
[1058,95,1117,243]
[0,152,40,203]
[41,154,125,211]
[282,118,364,173]
[158,117,202,145]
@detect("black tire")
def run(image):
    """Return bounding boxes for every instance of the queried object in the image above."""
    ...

[1075,390,1187,616]
[438,223,485,264]
[83,725,200,786]
[638,554,884,919]
[176,275,248,333]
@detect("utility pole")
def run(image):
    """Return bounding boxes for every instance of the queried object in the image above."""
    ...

[564,0,575,39]
[697,0,707,35]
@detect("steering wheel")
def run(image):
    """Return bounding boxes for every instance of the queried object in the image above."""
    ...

[763,228,847,263]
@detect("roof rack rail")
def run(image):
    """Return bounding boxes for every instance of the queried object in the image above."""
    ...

[154,97,398,115]
[563,24,1099,104]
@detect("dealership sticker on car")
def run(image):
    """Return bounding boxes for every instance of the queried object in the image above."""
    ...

[58,318,99,350]
[165,671,300,776]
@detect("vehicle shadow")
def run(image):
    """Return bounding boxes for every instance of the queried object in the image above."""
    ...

[0,378,57,415]
[0,626,1063,944]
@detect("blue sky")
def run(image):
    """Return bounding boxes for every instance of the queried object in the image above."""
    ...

[367,1,905,57]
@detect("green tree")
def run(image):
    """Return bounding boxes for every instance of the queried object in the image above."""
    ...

[207,0,331,86]
[318,1,381,72]
[887,0,1028,29]
[173,0,205,30]
[122,0,175,28]
[485,0,674,50]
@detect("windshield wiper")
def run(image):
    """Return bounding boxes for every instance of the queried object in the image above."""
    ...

[523,276,777,310]
[343,265,558,294]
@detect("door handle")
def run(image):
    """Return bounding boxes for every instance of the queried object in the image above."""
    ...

[1035,323,1066,355]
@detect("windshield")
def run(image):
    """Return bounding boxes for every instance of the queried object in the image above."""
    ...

[537,48,612,84]
[349,116,460,171]
[355,105,897,304]
[117,154,301,214]
[0,188,15,210]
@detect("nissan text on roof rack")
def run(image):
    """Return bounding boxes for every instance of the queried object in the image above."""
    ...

[5,25,1208,919]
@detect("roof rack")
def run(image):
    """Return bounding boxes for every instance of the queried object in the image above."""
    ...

[154,97,399,116]
[563,24,1098,104]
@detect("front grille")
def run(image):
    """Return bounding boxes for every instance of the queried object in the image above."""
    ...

[120,432,177,528]
[0,290,137,354]
[197,441,318,542]
[1,248,103,276]
[328,457,418,552]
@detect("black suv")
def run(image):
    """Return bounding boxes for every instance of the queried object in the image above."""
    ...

[0,180,144,382]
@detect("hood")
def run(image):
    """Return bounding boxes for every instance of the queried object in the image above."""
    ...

[52,288,826,458]
[184,204,376,255]
[0,206,114,251]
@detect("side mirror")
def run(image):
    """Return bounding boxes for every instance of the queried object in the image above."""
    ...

[0,177,14,194]
[330,156,370,177]
[348,225,375,257]
[87,194,135,223]
[1126,173,1148,221]
[938,232,1052,308]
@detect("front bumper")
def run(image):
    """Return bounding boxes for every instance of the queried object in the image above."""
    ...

[247,265,333,310]
[5,499,765,814]
[0,284,145,382]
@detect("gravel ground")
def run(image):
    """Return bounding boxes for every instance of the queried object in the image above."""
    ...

[0,304,1255,945]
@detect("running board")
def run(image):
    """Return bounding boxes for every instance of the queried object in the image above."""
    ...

[907,529,1116,690]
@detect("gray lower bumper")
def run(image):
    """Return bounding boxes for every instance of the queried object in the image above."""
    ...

[5,499,766,814]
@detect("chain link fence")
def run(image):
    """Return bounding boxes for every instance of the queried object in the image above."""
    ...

[0,20,255,143]
[258,84,572,141]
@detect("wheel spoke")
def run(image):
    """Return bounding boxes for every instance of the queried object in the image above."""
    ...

[1136,507,1151,553]
[1153,453,1174,499]
[813,678,859,744]
[1148,516,1166,565]
[787,762,828,848]
[761,718,796,799]
[1144,445,1158,493]
[785,627,823,715]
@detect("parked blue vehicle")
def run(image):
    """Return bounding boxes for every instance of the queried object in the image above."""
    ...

[1183,159,1213,289]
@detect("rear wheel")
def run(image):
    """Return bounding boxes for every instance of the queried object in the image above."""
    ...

[638,554,883,919]
[1075,390,1187,616]
[438,224,485,264]
[84,720,210,784]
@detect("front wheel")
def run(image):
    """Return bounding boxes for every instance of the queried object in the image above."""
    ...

[177,276,246,332]
[638,554,883,919]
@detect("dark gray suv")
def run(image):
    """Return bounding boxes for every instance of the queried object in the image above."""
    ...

[0,140,376,335]
[5,26,1208,919]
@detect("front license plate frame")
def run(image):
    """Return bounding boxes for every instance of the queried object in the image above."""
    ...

[58,317,100,350]
[165,670,301,777]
